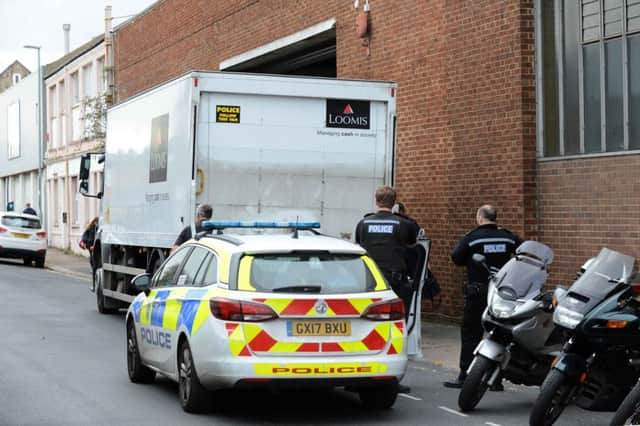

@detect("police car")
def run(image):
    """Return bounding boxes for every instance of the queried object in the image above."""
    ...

[125,221,408,413]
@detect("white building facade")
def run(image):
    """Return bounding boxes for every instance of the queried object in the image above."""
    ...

[0,72,41,216]
[44,36,105,254]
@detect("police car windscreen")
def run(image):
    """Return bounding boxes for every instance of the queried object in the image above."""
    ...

[1,216,41,229]
[248,253,377,294]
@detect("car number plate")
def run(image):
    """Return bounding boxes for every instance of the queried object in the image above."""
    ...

[12,233,29,239]
[287,320,351,337]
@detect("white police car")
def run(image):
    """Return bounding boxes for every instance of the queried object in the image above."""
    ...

[125,221,408,412]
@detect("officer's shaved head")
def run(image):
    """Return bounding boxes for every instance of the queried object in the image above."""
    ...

[375,186,396,209]
[477,205,497,224]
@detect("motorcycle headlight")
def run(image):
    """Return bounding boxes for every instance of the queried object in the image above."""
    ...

[553,305,584,329]
[489,294,518,318]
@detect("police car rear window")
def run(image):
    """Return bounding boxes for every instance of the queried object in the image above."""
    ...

[1,216,41,229]
[246,253,377,294]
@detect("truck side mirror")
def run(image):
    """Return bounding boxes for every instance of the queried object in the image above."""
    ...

[79,180,89,195]
[79,154,91,180]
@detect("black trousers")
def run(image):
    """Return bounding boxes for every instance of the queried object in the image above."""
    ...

[459,293,487,373]
[384,272,412,320]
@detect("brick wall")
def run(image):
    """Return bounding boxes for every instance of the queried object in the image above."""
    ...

[114,0,537,317]
[539,155,640,287]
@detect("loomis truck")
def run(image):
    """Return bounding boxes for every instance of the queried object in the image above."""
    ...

[78,71,398,312]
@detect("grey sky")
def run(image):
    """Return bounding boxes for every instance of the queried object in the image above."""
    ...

[0,0,158,73]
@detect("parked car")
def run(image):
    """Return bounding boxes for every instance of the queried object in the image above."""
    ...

[0,211,47,267]
[125,221,408,413]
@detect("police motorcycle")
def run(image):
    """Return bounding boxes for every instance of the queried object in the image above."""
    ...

[457,241,562,412]
[528,248,638,426]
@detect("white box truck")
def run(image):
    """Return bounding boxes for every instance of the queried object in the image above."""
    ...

[78,71,399,312]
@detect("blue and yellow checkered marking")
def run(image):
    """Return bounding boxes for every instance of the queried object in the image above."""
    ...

[132,287,226,335]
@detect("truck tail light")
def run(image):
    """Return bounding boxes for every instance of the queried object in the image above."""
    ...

[361,298,405,321]
[36,231,47,238]
[209,298,278,322]
[0,226,7,233]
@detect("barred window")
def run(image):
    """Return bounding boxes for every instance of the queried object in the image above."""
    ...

[538,0,640,157]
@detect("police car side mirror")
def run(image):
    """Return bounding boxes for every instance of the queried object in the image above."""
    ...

[131,273,151,294]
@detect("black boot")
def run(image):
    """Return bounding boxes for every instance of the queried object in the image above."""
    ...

[443,372,467,389]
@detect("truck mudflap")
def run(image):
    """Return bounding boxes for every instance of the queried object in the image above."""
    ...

[553,352,586,378]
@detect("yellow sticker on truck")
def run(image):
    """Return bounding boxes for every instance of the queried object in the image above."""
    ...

[254,362,388,376]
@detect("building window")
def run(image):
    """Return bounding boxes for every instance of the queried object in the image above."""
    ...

[53,179,60,227]
[71,176,79,226]
[82,62,95,99]
[96,57,106,94]
[12,73,21,85]
[539,0,640,157]
[70,71,80,105]
[7,101,20,159]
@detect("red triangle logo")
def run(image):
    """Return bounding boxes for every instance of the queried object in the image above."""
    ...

[343,104,354,114]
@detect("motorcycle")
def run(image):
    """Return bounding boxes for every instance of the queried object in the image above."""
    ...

[529,248,638,426]
[610,377,640,425]
[458,241,563,412]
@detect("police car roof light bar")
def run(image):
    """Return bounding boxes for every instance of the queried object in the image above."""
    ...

[201,220,321,231]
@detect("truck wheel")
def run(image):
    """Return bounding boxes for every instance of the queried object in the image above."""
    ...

[458,355,497,412]
[609,379,640,426]
[529,369,573,426]
[178,339,209,413]
[358,383,399,410]
[96,268,116,314]
[127,319,155,383]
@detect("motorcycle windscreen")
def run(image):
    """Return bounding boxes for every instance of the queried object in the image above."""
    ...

[565,248,636,306]
[515,240,554,266]
[493,257,549,300]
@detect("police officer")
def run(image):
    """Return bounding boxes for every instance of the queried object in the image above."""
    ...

[355,187,419,317]
[356,186,418,394]
[171,204,212,253]
[443,205,521,390]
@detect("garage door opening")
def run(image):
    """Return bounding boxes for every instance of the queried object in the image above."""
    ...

[220,19,336,78]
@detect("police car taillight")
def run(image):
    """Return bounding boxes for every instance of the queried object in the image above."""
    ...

[209,298,278,322]
[361,298,405,321]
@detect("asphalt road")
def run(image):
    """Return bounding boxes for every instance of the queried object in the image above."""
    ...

[0,260,612,426]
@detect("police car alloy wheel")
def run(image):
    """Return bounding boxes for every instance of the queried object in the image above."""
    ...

[127,319,156,383]
[178,340,209,413]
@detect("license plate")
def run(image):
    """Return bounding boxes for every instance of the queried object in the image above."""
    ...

[287,320,351,337]
[12,233,29,239]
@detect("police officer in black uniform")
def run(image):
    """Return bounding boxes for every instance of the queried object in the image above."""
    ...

[355,187,419,317]
[356,186,419,394]
[443,205,521,389]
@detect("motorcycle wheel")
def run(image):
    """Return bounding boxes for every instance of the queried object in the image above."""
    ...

[529,369,574,426]
[609,379,640,426]
[458,355,497,412]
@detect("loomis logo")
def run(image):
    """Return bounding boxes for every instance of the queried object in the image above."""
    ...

[326,99,370,129]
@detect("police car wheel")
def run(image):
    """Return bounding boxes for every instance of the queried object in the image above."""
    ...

[178,340,209,413]
[127,320,156,383]
[358,383,399,410]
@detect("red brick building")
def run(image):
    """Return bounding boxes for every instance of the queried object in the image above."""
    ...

[112,0,639,317]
